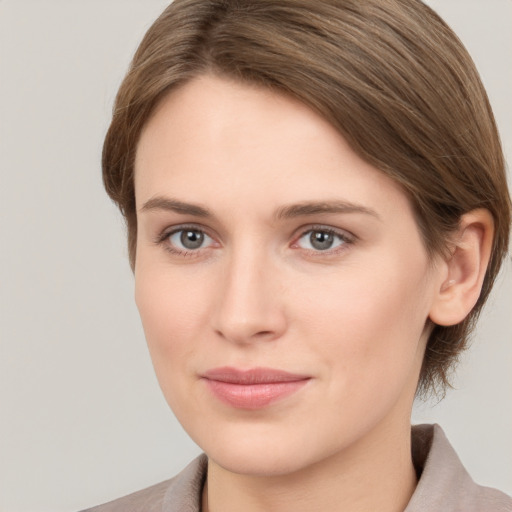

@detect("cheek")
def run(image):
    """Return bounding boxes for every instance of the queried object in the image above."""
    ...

[135,255,212,334]
[296,255,431,396]
[134,263,211,395]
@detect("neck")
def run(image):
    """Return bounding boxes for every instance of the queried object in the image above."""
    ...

[202,418,417,512]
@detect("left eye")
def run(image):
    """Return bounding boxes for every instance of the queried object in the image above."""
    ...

[296,229,347,251]
[168,229,214,250]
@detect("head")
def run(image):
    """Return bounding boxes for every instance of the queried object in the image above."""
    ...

[103,0,510,468]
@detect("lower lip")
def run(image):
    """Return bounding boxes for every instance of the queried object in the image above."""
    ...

[203,379,309,409]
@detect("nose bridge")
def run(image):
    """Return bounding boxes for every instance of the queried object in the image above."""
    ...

[213,239,285,344]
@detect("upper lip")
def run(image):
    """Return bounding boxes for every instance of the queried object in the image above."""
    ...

[201,366,310,384]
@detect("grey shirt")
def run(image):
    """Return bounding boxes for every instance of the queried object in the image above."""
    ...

[82,424,512,512]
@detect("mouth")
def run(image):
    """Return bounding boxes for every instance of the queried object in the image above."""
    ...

[200,367,311,409]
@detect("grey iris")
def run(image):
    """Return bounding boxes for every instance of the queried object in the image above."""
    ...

[181,230,204,249]
[310,231,334,250]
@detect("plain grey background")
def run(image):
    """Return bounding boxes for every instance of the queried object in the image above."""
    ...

[0,1,510,511]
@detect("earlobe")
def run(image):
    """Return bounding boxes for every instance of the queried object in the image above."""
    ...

[429,209,494,327]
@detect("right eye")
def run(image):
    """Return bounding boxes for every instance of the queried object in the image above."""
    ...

[165,228,215,252]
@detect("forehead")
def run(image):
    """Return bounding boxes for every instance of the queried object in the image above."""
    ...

[134,74,412,222]
[135,74,338,179]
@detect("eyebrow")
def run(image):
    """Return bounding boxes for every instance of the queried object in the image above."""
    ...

[140,197,212,217]
[139,196,380,221]
[274,201,380,221]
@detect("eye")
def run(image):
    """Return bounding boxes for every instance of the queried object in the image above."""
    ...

[296,228,349,251]
[167,228,214,251]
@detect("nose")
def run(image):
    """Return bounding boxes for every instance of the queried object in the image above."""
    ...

[211,246,287,345]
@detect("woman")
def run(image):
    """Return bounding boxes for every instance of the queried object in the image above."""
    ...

[85,0,511,510]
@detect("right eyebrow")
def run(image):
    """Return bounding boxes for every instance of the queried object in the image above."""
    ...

[139,196,212,217]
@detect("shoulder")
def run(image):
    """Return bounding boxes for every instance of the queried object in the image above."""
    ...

[79,454,208,512]
[407,424,512,512]
[80,479,171,512]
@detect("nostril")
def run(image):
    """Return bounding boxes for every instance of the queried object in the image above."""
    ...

[213,325,282,344]
[254,330,274,338]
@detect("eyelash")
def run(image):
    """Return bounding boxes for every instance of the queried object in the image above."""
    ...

[154,224,356,258]
[154,224,216,258]
[292,225,355,257]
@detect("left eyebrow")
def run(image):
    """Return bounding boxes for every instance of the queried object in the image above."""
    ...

[273,200,381,221]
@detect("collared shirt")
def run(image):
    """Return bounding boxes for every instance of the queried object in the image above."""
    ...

[82,424,512,512]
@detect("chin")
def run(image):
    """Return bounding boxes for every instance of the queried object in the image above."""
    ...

[209,444,313,477]
[189,420,337,477]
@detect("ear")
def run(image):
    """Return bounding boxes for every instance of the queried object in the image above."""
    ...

[429,209,494,327]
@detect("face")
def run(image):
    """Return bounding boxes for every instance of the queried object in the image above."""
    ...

[134,74,443,476]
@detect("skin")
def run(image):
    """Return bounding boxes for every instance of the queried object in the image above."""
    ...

[133,74,493,512]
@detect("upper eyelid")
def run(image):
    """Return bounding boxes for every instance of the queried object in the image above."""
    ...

[157,223,216,241]
[293,224,356,241]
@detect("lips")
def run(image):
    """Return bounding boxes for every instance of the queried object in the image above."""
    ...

[201,367,311,409]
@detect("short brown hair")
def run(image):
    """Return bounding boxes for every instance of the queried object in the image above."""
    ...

[102,0,511,396]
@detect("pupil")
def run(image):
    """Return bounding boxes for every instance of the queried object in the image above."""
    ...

[310,231,333,250]
[181,230,204,249]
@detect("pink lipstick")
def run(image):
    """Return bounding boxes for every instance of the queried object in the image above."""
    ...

[201,367,310,409]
